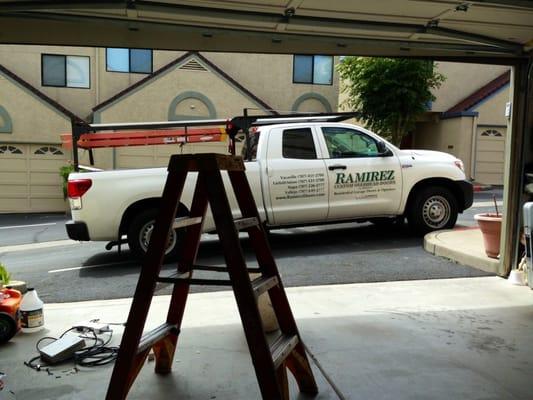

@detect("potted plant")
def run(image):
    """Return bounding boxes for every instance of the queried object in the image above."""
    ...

[474,196,502,259]
[0,262,27,293]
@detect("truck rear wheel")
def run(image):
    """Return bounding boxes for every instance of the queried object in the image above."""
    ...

[407,186,458,234]
[127,208,185,261]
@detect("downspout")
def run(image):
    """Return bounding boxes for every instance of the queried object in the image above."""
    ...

[469,114,477,181]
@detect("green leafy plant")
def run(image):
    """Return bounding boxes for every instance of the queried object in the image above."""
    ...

[59,164,75,200]
[0,263,11,286]
[337,57,445,146]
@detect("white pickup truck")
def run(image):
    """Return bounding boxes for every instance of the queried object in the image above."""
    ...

[66,121,473,259]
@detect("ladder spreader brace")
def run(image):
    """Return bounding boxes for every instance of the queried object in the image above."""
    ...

[106,153,319,399]
[64,110,359,171]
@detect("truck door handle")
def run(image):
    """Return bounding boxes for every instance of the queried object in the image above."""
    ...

[328,165,347,170]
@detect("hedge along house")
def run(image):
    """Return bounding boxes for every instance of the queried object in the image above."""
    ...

[0,46,340,212]
[412,62,511,185]
[0,64,83,213]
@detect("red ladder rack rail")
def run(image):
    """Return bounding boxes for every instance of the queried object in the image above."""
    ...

[62,118,232,171]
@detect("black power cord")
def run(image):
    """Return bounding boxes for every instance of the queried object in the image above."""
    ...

[24,325,119,372]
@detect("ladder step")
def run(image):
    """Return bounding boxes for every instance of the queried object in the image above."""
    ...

[173,216,203,229]
[270,334,299,369]
[156,273,233,287]
[156,271,191,283]
[138,323,179,354]
[251,275,279,298]
[191,264,261,273]
[234,217,259,231]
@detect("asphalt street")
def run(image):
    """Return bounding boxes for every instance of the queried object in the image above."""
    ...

[0,189,501,303]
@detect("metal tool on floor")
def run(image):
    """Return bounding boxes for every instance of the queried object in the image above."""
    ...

[106,153,318,399]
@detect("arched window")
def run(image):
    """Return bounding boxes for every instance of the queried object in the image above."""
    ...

[0,145,23,154]
[0,106,13,133]
[481,129,503,137]
[34,146,64,155]
[168,91,217,121]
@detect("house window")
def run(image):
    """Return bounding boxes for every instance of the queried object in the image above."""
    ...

[481,129,503,137]
[42,54,90,88]
[34,146,63,155]
[106,48,153,74]
[0,145,23,154]
[293,55,333,85]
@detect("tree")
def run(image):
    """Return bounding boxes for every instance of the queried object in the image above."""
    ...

[337,57,445,146]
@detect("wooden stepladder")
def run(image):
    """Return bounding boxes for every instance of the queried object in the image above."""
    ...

[106,154,318,399]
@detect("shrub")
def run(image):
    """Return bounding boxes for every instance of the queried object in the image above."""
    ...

[0,263,11,285]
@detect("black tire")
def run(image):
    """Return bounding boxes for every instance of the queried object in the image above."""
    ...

[127,208,186,261]
[0,312,17,344]
[407,186,458,235]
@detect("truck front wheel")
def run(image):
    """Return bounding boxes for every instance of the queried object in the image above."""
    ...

[407,186,458,234]
[127,209,185,261]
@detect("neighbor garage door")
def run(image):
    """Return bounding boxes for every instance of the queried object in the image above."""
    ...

[0,143,68,212]
[474,126,506,185]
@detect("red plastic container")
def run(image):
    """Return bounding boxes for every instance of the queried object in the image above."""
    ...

[0,288,22,343]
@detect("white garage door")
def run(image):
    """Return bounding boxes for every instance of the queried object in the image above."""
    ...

[0,143,68,213]
[474,127,506,185]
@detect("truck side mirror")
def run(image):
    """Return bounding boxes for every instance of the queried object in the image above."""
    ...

[377,141,391,156]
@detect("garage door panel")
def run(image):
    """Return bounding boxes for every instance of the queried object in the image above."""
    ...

[30,172,62,185]
[0,184,29,195]
[475,127,506,185]
[476,141,505,152]
[0,197,30,211]
[29,158,66,171]
[476,152,505,162]
[0,171,27,184]
[30,198,65,212]
[476,162,504,173]
[0,158,27,171]
[30,184,64,196]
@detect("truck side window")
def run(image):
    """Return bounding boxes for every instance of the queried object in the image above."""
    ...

[282,128,317,159]
[322,127,379,158]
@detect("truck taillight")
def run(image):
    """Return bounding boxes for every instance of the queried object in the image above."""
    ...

[67,179,92,198]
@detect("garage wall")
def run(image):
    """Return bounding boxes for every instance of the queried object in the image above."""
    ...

[413,115,475,180]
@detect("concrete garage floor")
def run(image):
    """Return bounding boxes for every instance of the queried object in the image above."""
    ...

[1,277,532,400]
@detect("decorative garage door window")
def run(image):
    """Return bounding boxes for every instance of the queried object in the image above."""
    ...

[481,129,503,137]
[34,146,64,155]
[0,145,22,154]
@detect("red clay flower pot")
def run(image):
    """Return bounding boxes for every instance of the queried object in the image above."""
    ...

[474,213,502,259]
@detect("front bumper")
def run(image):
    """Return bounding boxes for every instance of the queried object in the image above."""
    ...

[66,220,90,241]
[457,180,474,211]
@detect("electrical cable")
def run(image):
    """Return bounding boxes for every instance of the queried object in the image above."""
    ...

[24,325,120,372]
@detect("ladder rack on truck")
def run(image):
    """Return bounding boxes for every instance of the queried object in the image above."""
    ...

[61,111,359,171]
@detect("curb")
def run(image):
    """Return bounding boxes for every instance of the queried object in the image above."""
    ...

[424,229,500,274]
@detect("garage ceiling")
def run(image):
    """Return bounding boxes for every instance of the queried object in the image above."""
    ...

[0,1,531,60]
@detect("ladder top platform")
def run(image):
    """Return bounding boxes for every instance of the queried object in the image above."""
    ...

[168,153,245,172]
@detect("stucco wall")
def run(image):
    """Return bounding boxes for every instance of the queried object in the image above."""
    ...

[474,85,510,126]
[205,52,339,113]
[0,70,70,144]
[414,116,475,179]
[97,59,270,123]
[0,45,97,118]
[431,62,510,112]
